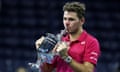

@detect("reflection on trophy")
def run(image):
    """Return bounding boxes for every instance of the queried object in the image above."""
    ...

[28,29,66,72]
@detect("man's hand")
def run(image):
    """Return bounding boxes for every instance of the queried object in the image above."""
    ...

[35,36,45,49]
[55,42,70,59]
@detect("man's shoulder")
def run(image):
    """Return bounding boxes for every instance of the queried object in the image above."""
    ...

[85,31,99,43]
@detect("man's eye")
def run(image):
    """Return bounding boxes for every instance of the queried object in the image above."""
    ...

[69,18,74,21]
[63,18,75,21]
[64,18,67,20]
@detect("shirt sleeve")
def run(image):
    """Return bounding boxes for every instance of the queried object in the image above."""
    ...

[51,55,61,67]
[83,39,101,65]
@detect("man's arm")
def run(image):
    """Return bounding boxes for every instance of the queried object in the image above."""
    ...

[56,42,95,72]
[60,50,94,72]
[69,59,94,72]
[40,63,54,72]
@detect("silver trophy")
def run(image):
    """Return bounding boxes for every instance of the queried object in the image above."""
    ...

[28,29,66,72]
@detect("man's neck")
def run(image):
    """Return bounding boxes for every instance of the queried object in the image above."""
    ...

[69,28,83,41]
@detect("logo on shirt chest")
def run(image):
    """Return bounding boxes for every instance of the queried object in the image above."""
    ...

[69,41,86,57]
[80,41,86,45]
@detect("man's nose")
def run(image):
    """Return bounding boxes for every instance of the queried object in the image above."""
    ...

[65,20,70,26]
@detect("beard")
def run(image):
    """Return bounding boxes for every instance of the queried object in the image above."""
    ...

[67,27,79,35]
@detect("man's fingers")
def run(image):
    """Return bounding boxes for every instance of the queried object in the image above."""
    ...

[52,44,59,53]
[56,42,69,52]
[35,36,45,49]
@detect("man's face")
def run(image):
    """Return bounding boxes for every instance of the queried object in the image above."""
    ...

[63,11,83,34]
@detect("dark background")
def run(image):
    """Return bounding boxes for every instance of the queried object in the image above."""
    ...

[0,0,120,72]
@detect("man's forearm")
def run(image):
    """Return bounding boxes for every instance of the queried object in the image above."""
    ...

[68,59,94,72]
[57,42,94,72]
[41,63,54,72]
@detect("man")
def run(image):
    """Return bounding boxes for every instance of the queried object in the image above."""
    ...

[35,2,101,72]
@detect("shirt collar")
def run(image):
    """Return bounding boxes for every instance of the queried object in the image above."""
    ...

[62,30,87,42]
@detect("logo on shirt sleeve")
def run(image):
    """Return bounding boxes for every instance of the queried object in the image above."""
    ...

[90,52,98,62]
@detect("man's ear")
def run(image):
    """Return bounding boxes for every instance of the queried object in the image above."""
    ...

[80,17,85,26]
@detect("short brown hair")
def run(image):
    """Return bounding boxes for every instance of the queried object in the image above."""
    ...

[63,2,86,19]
